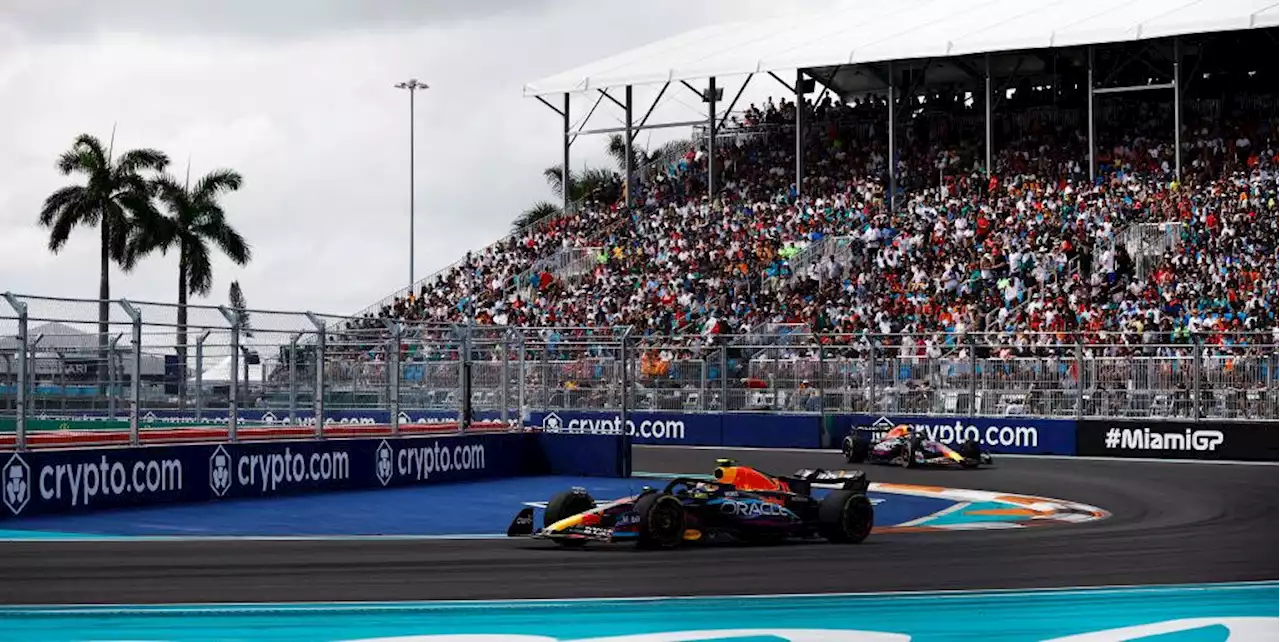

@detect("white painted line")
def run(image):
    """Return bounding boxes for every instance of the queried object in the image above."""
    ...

[634,445,1278,466]
[895,501,971,527]
[2,581,1273,611]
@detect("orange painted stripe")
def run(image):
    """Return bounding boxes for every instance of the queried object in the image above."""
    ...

[966,507,1040,516]
[876,483,949,493]
[993,494,1048,506]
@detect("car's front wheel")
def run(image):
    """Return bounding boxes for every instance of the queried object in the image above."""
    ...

[544,489,595,548]
[634,492,685,549]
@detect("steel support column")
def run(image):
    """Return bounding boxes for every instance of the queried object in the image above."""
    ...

[1087,46,1095,181]
[707,77,717,202]
[562,93,571,214]
[887,64,897,213]
[624,85,634,209]
[795,69,804,199]
[1173,37,1181,180]
[985,55,993,177]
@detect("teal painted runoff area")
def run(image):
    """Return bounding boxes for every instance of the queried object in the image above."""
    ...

[0,581,1274,641]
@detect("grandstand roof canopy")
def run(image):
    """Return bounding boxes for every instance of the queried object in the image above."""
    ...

[524,0,1279,97]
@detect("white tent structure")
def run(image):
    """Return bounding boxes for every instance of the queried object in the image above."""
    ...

[525,0,1278,95]
[522,0,1278,213]
[199,355,266,386]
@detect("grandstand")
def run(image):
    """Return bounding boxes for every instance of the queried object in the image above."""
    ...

[325,0,1280,420]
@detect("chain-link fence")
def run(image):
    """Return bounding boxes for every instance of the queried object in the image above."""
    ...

[2,292,1276,450]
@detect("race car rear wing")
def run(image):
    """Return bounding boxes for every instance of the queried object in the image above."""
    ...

[786,468,869,494]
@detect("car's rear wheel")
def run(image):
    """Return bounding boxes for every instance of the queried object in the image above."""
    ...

[818,490,874,544]
[544,489,594,548]
[634,493,685,549]
[959,439,982,466]
[843,435,869,463]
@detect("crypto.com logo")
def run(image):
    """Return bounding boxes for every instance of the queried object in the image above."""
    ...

[375,440,394,486]
[209,445,233,496]
[3,453,31,515]
[542,412,563,432]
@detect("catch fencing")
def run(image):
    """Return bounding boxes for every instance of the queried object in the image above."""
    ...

[1,292,1275,450]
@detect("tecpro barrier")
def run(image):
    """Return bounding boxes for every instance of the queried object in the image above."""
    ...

[829,414,1078,455]
[1076,418,1279,462]
[0,431,628,519]
[527,410,821,448]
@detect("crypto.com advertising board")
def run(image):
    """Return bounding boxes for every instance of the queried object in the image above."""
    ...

[0,432,627,519]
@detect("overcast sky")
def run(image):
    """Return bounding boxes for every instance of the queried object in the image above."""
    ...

[0,0,850,323]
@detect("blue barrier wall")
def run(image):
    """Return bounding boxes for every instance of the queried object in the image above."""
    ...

[828,413,1077,455]
[0,432,627,520]
[525,410,821,448]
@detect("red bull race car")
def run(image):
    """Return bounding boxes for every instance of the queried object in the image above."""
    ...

[842,424,993,468]
[507,459,874,548]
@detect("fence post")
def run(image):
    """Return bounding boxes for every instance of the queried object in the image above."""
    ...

[1192,334,1203,421]
[517,332,527,422]
[867,337,878,413]
[700,356,709,412]
[459,324,473,431]
[118,300,143,446]
[382,319,401,437]
[287,333,301,424]
[2,293,28,451]
[1075,337,1085,419]
[305,313,327,438]
[620,331,631,435]
[499,329,511,428]
[967,335,979,415]
[719,345,729,411]
[539,345,549,411]
[195,330,209,421]
[817,341,826,415]
[107,334,121,419]
[55,351,67,412]
[216,306,240,442]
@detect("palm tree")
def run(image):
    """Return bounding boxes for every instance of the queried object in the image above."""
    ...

[125,167,250,406]
[39,132,169,391]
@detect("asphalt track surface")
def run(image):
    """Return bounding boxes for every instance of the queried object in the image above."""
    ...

[0,446,1274,604]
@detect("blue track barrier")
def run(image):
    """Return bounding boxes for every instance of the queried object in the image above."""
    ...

[0,431,628,520]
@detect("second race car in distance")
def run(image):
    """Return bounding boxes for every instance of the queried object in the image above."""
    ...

[842,424,993,468]
[507,459,874,548]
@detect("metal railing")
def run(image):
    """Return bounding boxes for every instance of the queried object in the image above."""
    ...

[2,292,1275,450]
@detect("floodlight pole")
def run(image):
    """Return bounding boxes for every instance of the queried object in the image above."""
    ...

[395,78,429,293]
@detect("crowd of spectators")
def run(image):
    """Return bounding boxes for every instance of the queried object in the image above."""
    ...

[355,85,1277,362]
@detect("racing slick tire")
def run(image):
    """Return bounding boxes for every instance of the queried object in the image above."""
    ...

[900,435,923,468]
[958,439,983,467]
[842,435,869,464]
[545,489,595,548]
[818,490,874,544]
[634,492,686,549]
